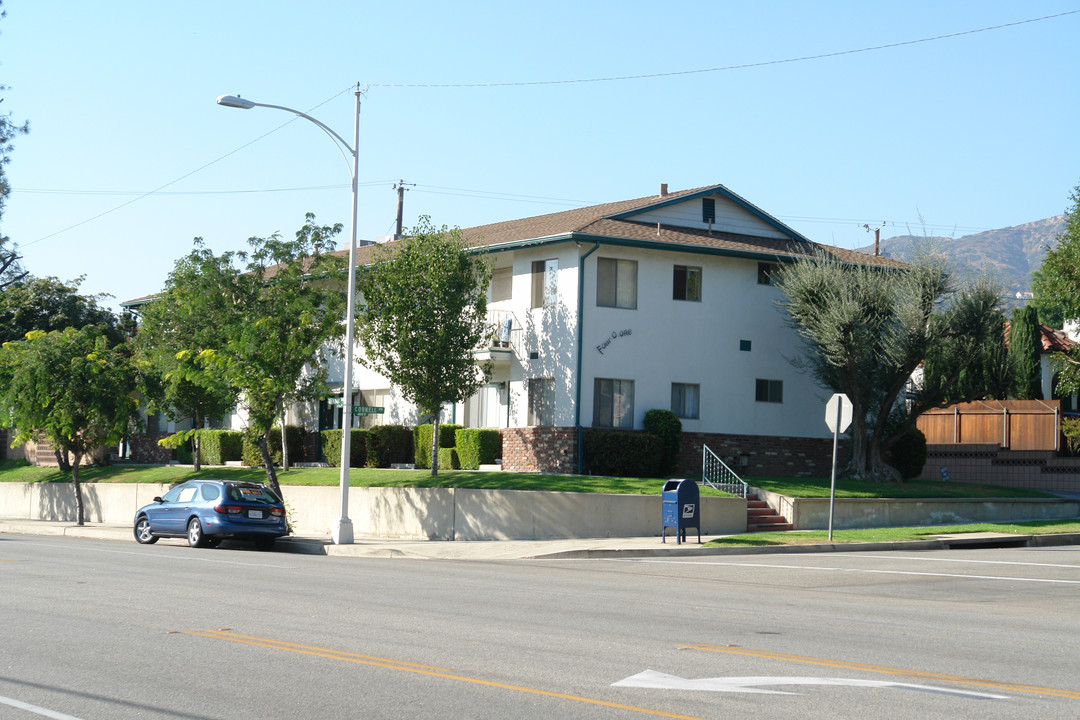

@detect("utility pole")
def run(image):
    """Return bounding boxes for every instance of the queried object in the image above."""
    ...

[864,221,886,256]
[393,180,415,239]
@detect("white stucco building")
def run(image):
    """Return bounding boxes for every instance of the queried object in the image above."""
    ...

[317,182,900,475]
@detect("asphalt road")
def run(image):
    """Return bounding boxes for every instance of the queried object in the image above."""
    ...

[2,534,1078,720]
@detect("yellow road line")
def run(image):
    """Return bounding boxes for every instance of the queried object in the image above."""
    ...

[189,629,707,720]
[681,644,1080,699]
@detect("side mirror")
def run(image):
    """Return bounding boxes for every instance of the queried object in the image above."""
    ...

[153,496,164,503]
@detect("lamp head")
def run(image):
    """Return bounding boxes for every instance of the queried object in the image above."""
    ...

[216,94,256,109]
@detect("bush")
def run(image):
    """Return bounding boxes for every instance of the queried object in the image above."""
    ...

[320,429,367,467]
[437,447,460,470]
[886,426,928,480]
[413,423,461,468]
[241,425,307,467]
[643,409,682,474]
[583,430,662,478]
[367,425,413,468]
[455,429,502,470]
[1061,417,1080,457]
[200,429,243,465]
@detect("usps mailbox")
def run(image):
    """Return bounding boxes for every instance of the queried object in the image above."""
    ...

[661,479,700,544]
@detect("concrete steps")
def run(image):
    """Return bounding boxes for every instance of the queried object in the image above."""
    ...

[746,495,792,532]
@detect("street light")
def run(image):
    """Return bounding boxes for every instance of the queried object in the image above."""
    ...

[217,90,361,545]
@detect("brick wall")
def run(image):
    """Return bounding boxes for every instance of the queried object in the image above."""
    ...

[679,432,844,478]
[501,427,578,474]
[130,433,176,465]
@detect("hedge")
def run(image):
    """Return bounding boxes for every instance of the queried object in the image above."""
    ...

[366,425,413,468]
[643,409,682,475]
[455,428,502,470]
[437,447,460,471]
[413,423,461,468]
[583,429,662,478]
[319,429,367,468]
[241,425,307,467]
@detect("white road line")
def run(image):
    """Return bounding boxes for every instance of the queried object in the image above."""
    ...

[846,554,1080,569]
[0,695,86,720]
[606,559,1080,584]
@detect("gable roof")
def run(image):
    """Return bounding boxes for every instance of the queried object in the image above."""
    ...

[452,183,904,268]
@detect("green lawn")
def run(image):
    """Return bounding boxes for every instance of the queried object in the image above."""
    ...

[748,475,1056,499]
[705,518,1080,547]
[0,460,730,496]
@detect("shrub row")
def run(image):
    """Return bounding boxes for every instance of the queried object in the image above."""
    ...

[413,424,501,470]
[320,425,414,468]
[581,409,683,478]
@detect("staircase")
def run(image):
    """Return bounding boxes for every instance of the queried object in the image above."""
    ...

[745,492,792,532]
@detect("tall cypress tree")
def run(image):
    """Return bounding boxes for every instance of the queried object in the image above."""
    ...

[1008,305,1043,400]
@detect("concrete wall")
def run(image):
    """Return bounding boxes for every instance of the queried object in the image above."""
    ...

[0,483,747,541]
[756,488,1079,531]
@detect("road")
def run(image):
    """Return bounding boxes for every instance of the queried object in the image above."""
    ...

[1,533,1078,719]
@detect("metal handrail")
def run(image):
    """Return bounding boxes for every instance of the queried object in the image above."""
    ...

[701,444,749,497]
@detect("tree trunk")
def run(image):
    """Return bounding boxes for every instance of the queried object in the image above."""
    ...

[72,452,85,526]
[54,447,71,472]
[258,431,283,499]
[280,410,289,472]
[192,411,203,472]
[430,413,440,477]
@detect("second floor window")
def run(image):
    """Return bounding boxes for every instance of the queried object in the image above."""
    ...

[673,265,701,302]
[531,259,558,308]
[597,257,637,309]
[490,267,512,302]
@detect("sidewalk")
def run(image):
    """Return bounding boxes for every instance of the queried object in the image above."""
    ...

[10,518,1072,558]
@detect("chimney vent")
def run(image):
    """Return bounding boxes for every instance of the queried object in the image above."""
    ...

[659,183,668,197]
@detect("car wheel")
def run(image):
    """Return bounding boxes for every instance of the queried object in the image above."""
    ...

[134,516,158,545]
[187,518,208,548]
[254,537,275,551]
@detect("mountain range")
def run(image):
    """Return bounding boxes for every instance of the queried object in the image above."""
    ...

[859,215,1067,298]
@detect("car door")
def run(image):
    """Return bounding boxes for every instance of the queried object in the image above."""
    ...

[147,484,194,534]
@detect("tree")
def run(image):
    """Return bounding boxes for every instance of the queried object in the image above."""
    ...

[134,248,241,471]
[774,248,1009,480]
[0,275,131,345]
[1031,181,1080,397]
[0,326,138,525]
[356,217,493,476]
[1007,305,1043,400]
[188,214,346,497]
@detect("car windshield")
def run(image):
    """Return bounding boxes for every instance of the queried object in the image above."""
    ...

[225,484,280,504]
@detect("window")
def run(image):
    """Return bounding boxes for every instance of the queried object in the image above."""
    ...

[757,262,777,285]
[671,383,700,419]
[528,378,555,426]
[531,259,558,308]
[597,257,637,309]
[702,197,716,224]
[673,265,702,302]
[593,378,634,428]
[200,484,220,501]
[755,379,783,403]
[490,267,512,302]
[739,339,752,352]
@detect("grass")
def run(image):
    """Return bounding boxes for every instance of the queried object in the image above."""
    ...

[0,460,730,496]
[705,518,1080,547]
[748,475,1057,499]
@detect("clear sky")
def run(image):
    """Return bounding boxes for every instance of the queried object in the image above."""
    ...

[2,1,1078,311]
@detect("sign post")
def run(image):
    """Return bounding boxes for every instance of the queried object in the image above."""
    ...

[825,393,853,541]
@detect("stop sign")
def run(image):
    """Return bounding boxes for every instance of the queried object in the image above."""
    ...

[825,393,853,434]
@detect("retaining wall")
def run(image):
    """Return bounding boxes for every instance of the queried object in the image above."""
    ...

[755,487,1079,531]
[0,482,747,541]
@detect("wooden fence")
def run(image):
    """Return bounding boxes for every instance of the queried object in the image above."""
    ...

[916,400,1061,451]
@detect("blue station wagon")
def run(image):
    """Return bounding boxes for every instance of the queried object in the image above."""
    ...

[133,480,287,550]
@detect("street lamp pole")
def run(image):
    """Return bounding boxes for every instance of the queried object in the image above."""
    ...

[217,90,361,544]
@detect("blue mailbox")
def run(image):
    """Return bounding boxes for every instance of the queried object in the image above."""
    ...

[661,479,700,544]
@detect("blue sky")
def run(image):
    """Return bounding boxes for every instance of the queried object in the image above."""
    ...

[2,1,1078,310]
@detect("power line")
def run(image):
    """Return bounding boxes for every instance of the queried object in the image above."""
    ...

[368,10,1079,88]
